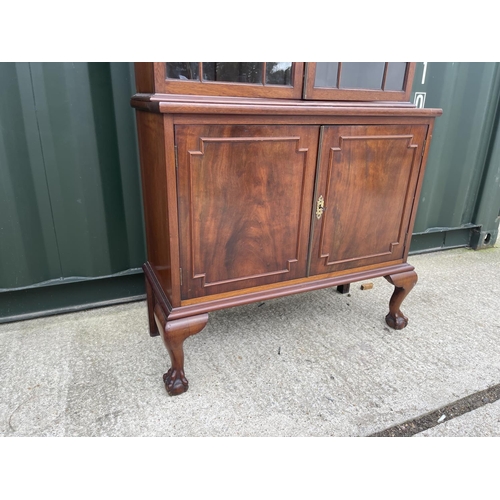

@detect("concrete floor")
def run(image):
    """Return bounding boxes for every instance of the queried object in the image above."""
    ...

[1,243,499,437]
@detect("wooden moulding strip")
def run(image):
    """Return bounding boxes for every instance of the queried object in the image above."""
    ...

[148,94,417,107]
[130,94,443,117]
[182,258,405,305]
[130,98,160,112]
[156,101,443,117]
[159,263,415,320]
[143,262,172,317]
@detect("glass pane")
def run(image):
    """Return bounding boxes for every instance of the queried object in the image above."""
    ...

[166,63,199,80]
[265,62,292,85]
[385,62,407,91]
[314,62,339,88]
[202,63,263,84]
[340,62,385,90]
[202,62,215,81]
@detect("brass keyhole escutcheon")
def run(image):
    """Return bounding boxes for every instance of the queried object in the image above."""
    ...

[316,195,325,219]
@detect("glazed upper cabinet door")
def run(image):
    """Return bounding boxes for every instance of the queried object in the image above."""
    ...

[150,63,304,99]
[309,124,428,276]
[176,124,319,300]
[303,63,415,101]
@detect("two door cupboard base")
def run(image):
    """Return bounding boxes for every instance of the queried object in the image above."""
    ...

[144,262,418,396]
[132,63,441,398]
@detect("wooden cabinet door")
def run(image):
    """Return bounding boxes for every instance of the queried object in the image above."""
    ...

[309,124,428,276]
[148,63,304,99]
[303,63,415,102]
[176,124,319,300]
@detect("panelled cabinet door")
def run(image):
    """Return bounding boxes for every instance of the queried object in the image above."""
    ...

[176,124,319,300]
[309,124,428,276]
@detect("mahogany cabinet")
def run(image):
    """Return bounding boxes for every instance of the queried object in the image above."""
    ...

[131,62,442,396]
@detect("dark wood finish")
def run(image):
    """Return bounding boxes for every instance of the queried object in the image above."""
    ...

[132,62,441,395]
[337,284,350,294]
[154,302,208,396]
[134,63,155,93]
[402,119,436,261]
[175,124,319,299]
[384,270,418,329]
[135,111,171,297]
[144,260,415,321]
[132,93,417,110]
[145,275,159,337]
[135,112,181,306]
[304,63,416,102]
[309,124,428,276]
[150,62,305,99]
[157,100,439,117]
[134,62,418,102]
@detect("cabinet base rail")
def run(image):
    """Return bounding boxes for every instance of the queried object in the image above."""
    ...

[144,262,417,396]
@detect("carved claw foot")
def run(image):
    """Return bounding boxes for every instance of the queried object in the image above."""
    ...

[385,312,408,330]
[384,270,417,330]
[163,368,189,396]
[154,305,209,396]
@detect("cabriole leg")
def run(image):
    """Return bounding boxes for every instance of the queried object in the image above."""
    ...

[154,305,208,396]
[384,270,418,330]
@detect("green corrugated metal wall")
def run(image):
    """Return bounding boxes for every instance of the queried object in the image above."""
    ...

[410,62,500,252]
[0,63,146,321]
[1,62,499,322]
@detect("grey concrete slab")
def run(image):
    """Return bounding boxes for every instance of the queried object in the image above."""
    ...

[415,400,500,436]
[1,244,499,436]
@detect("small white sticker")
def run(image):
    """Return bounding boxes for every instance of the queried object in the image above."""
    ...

[422,62,428,85]
[414,92,426,109]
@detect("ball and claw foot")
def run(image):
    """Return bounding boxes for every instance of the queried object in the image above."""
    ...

[384,270,417,331]
[154,309,209,397]
[385,312,408,330]
[163,368,189,396]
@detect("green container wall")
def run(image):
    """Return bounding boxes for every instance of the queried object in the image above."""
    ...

[0,63,146,321]
[410,62,500,253]
[1,62,499,322]
[0,63,61,289]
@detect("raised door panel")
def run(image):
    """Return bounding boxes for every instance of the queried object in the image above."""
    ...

[176,124,319,300]
[309,124,428,276]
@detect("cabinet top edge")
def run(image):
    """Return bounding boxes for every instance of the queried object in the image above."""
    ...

[133,92,416,106]
[130,94,442,117]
